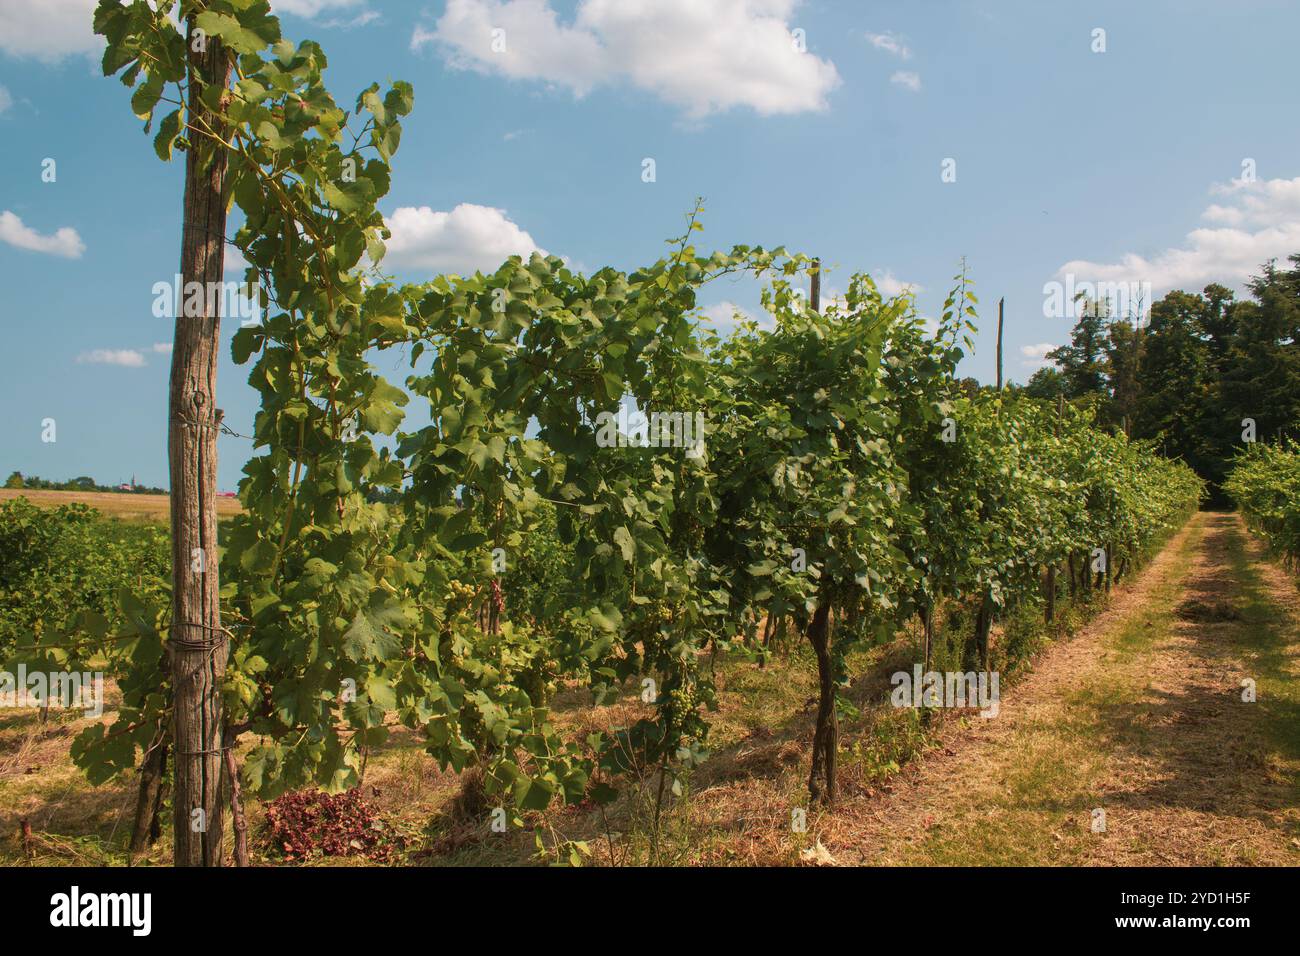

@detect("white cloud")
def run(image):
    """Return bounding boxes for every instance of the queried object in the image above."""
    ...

[699,300,761,327]
[1201,176,1300,228]
[1057,175,1300,294]
[272,0,364,16]
[415,0,609,95]
[876,270,922,298]
[0,0,100,61]
[0,86,12,116]
[225,246,251,274]
[76,349,146,368]
[152,343,173,354]
[0,210,85,258]
[415,0,840,118]
[503,129,525,141]
[1019,342,1057,369]
[383,203,545,274]
[319,9,381,29]
[865,31,911,59]
[0,0,378,60]
[889,70,921,92]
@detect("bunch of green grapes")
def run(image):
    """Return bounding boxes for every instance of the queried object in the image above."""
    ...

[662,683,699,733]
[444,579,477,608]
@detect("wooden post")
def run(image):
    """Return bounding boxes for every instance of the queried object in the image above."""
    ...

[170,20,231,867]
[995,297,1005,391]
[810,257,821,313]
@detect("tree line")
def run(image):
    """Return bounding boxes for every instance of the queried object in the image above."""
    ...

[4,472,168,496]
[1022,257,1300,498]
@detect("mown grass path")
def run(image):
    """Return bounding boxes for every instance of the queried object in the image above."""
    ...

[828,512,1300,865]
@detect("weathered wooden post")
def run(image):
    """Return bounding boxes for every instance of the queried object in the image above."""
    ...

[995,296,1005,391]
[169,18,231,867]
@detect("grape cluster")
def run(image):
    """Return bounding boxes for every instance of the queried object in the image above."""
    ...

[445,579,476,606]
[663,684,699,728]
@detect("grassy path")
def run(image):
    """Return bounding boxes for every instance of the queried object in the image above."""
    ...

[826,512,1300,865]
[5,512,1297,866]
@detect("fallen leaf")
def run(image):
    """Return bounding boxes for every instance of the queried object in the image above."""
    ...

[799,839,837,866]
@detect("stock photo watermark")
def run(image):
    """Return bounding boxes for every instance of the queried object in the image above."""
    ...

[0,665,104,718]
[595,408,705,458]
[891,665,1000,717]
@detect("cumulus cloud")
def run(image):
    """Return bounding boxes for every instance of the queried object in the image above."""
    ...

[152,343,173,354]
[383,202,545,274]
[76,349,146,368]
[1201,176,1300,229]
[414,0,840,118]
[271,0,381,28]
[273,0,363,16]
[865,31,911,59]
[415,0,608,95]
[889,70,921,92]
[876,270,922,298]
[224,246,252,274]
[0,0,100,60]
[1056,175,1300,294]
[698,300,762,327]
[1019,342,1057,369]
[0,211,85,258]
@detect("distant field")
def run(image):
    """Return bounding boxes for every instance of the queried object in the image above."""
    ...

[0,488,242,522]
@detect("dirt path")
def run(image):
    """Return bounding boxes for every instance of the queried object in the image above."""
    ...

[823,512,1300,865]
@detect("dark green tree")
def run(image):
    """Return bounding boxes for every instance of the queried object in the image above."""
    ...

[1104,318,1143,432]
[1023,366,1068,400]
[1047,297,1109,398]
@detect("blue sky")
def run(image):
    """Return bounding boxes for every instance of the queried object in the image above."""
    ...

[2,0,1299,491]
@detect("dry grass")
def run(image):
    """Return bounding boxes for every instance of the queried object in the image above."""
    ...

[0,683,138,866]
[809,513,1300,867]
[4,511,1298,867]
[0,489,241,522]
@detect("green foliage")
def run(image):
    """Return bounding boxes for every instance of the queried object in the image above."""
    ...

[1047,297,1110,398]
[0,498,172,784]
[707,271,939,657]
[83,0,1207,824]
[1225,442,1300,567]
[1045,257,1300,496]
[0,498,169,653]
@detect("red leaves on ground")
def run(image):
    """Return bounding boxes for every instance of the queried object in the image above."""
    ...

[262,787,402,863]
